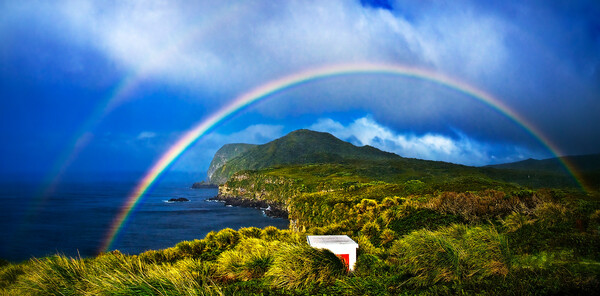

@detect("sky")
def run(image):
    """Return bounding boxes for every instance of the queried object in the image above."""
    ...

[1,0,599,183]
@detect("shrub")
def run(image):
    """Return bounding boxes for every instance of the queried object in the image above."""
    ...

[379,229,397,247]
[217,238,282,281]
[261,226,280,241]
[86,257,221,295]
[500,212,535,233]
[388,208,463,236]
[213,228,240,249]
[533,202,570,228]
[425,190,542,222]
[360,221,380,240]
[138,249,167,264]
[590,209,600,234]
[354,235,384,256]
[266,244,347,289]
[174,239,207,258]
[388,224,509,287]
[238,227,263,239]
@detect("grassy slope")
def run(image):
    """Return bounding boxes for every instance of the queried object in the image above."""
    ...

[210,129,400,184]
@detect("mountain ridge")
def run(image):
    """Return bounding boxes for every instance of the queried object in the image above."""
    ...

[487,153,600,172]
[206,129,599,190]
[208,129,400,184]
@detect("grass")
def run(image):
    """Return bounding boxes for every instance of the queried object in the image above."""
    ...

[387,224,510,287]
[266,244,347,290]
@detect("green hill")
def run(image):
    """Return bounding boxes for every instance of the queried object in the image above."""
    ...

[208,129,595,190]
[209,129,400,184]
[207,143,257,182]
[486,154,600,191]
[487,154,600,172]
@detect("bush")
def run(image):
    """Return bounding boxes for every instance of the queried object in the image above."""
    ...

[425,190,542,222]
[388,208,463,236]
[239,227,263,239]
[266,244,347,289]
[213,228,240,249]
[261,226,280,240]
[388,224,510,287]
[217,238,282,281]
[360,221,380,240]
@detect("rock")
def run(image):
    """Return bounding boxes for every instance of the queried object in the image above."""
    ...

[208,195,288,219]
[191,182,218,189]
[168,197,190,202]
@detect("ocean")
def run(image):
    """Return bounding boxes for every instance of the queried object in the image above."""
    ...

[0,181,288,262]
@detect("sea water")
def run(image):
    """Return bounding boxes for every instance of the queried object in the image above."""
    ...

[0,181,288,262]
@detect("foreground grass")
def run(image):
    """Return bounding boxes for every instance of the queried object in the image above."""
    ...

[3,204,599,295]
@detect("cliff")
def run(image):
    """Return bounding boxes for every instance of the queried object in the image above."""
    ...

[207,143,256,184]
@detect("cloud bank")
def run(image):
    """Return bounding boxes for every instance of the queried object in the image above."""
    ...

[309,116,539,166]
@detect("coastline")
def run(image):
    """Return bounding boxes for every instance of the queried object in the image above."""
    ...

[208,194,289,219]
[191,182,219,189]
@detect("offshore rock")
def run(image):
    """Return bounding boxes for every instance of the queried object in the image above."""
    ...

[192,182,218,189]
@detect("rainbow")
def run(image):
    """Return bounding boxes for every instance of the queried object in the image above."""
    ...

[100,62,587,252]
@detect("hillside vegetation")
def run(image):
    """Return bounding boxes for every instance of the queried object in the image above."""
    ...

[209,129,399,184]
[2,130,600,295]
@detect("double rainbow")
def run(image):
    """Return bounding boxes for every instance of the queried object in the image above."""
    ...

[100,62,586,252]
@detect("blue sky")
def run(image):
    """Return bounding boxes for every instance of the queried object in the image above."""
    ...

[1,0,599,182]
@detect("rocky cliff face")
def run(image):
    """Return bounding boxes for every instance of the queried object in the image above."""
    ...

[207,143,256,184]
[215,170,302,227]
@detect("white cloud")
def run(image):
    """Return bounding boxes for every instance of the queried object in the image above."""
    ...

[136,131,156,140]
[309,116,535,166]
[204,124,286,146]
[40,0,512,93]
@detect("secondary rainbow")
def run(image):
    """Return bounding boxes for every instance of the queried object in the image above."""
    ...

[29,1,253,223]
[100,62,587,252]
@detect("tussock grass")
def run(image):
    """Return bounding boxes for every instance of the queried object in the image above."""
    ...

[85,257,221,296]
[18,255,91,295]
[388,224,510,286]
[8,252,222,296]
[217,238,282,281]
[424,190,543,222]
[266,244,347,289]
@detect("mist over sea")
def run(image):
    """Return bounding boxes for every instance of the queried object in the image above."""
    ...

[0,180,288,262]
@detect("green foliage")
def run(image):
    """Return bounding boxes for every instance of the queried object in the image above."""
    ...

[238,226,263,239]
[424,190,543,222]
[217,238,282,281]
[266,244,347,289]
[387,208,464,237]
[211,129,399,185]
[0,261,25,290]
[388,224,510,287]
